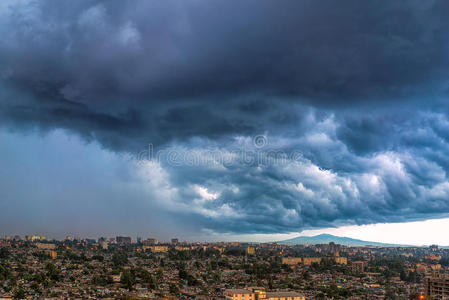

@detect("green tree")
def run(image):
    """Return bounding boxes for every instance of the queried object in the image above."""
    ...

[121,269,135,291]
[45,262,61,281]
[112,251,128,267]
[13,286,26,299]
[0,248,10,259]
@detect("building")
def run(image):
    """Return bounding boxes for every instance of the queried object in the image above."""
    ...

[302,257,322,266]
[352,261,367,273]
[143,245,169,253]
[282,257,302,265]
[36,243,56,250]
[429,245,439,251]
[426,254,442,261]
[334,257,348,265]
[265,291,305,300]
[100,241,108,250]
[116,236,132,244]
[171,238,179,244]
[425,273,449,299]
[47,250,57,259]
[143,238,158,246]
[225,288,304,300]
[25,235,45,241]
[225,289,255,300]
[247,246,255,255]
[112,274,121,284]
[301,257,347,266]
[175,246,191,251]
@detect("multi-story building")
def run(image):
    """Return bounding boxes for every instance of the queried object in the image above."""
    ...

[143,245,169,253]
[282,256,346,266]
[303,257,322,266]
[225,289,255,300]
[116,236,132,244]
[25,235,45,241]
[36,243,56,250]
[100,241,108,250]
[47,250,57,259]
[175,246,191,251]
[143,238,158,245]
[282,257,302,265]
[426,254,442,261]
[225,288,304,300]
[425,273,449,299]
[334,257,348,265]
[352,261,367,273]
[265,291,305,300]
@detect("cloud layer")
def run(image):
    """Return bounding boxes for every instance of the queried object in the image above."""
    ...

[1,0,449,236]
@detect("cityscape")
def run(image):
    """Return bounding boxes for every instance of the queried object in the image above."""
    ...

[1,234,449,299]
[2,0,449,299]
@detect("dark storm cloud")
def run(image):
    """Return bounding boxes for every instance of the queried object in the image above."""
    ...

[4,0,446,102]
[1,0,448,144]
[2,0,449,235]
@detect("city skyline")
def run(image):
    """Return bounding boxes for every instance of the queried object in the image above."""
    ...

[4,216,449,247]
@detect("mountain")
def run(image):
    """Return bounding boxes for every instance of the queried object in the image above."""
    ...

[278,234,412,247]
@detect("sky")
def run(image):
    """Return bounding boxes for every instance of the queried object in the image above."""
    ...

[1,0,449,244]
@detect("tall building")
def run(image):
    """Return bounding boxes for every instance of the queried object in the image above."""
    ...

[143,238,158,246]
[47,250,57,259]
[352,261,367,273]
[171,238,179,244]
[100,241,108,250]
[425,273,449,299]
[116,236,132,244]
[429,245,439,252]
[25,235,45,242]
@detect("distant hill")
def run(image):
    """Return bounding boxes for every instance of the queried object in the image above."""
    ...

[278,234,413,247]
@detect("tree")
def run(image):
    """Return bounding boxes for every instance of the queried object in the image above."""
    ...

[0,264,11,280]
[121,269,135,291]
[303,270,310,281]
[139,268,155,288]
[0,248,9,259]
[400,269,407,281]
[13,287,26,299]
[112,251,128,267]
[45,262,61,281]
